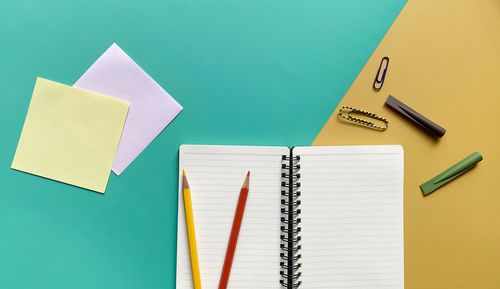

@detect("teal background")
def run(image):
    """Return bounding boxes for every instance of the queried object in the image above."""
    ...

[0,0,405,288]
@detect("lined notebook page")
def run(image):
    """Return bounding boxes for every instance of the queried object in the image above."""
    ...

[295,145,404,289]
[176,145,288,289]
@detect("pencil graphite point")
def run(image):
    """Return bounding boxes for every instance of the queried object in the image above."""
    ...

[183,170,190,190]
[243,171,250,189]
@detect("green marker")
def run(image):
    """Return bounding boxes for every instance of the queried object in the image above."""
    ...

[420,152,483,195]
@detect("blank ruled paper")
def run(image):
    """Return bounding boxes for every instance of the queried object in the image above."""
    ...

[295,145,404,289]
[176,145,288,289]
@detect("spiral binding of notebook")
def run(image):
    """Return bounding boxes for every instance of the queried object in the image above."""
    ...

[280,152,302,289]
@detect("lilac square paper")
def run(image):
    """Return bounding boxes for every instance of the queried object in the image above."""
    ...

[75,43,183,175]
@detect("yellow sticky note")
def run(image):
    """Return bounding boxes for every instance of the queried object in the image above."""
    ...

[12,78,129,193]
[313,0,500,288]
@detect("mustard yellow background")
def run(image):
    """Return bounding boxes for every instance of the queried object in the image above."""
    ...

[313,0,500,288]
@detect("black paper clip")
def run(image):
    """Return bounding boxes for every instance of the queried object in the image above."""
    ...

[373,56,389,91]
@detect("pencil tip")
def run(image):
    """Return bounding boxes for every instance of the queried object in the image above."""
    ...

[182,170,189,190]
[243,171,250,189]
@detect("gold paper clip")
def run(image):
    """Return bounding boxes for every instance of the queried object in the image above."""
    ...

[338,106,388,131]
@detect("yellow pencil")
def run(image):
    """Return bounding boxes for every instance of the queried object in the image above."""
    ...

[183,170,202,289]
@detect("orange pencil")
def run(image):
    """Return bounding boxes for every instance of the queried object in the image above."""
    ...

[218,171,250,289]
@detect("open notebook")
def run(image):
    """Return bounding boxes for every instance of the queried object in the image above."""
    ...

[176,145,404,289]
